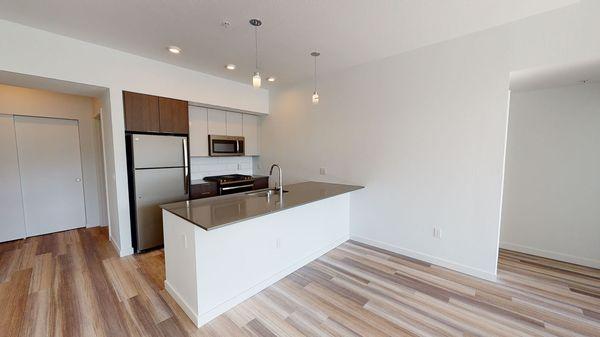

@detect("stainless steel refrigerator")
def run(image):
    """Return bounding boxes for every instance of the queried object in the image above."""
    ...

[126,134,189,252]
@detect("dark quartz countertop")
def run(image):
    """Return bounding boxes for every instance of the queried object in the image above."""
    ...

[161,181,363,231]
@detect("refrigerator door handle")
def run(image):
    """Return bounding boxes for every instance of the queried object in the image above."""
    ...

[182,138,189,195]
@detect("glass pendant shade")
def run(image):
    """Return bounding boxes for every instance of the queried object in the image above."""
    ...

[253,72,261,88]
[312,91,319,104]
[311,51,320,104]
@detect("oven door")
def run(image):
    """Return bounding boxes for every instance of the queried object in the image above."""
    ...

[209,135,244,156]
[219,183,254,195]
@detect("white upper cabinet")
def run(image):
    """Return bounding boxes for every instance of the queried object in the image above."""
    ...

[243,114,259,156]
[189,107,260,157]
[189,106,209,157]
[207,109,227,135]
[226,111,243,136]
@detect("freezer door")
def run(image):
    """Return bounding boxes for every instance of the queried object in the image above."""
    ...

[132,134,187,169]
[134,167,188,251]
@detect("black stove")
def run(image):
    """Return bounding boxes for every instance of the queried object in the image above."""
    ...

[204,174,254,185]
[204,174,255,195]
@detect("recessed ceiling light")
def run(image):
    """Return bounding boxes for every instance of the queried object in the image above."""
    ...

[226,64,237,70]
[167,46,181,54]
[267,77,276,82]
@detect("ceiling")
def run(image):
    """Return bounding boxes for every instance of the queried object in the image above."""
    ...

[510,57,600,92]
[0,0,579,87]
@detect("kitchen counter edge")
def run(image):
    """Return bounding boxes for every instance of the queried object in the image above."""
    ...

[161,181,363,231]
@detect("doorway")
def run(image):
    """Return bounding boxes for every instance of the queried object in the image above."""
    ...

[499,59,600,270]
[0,74,111,243]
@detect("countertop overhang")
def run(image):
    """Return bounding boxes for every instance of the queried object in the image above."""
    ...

[160,181,363,230]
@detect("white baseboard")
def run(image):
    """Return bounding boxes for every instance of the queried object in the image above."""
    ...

[350,235,497,281]
[119,246,134,257]
[165,280,199,326]
[178,234,349,327]
[86,223,108,228]
[109,235,120,254]
[109,235,134,257]
[500,242,600,269]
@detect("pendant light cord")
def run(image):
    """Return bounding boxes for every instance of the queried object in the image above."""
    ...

[255,26,259,71]
[314,55,317,91]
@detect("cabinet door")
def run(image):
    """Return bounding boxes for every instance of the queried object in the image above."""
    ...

[190,182,218,199]
[243,114,259,156]
[207,109,227,135]
[159,97,189,134]
[189,106,209,157]
[226,111,243,136]
[123,91,159,132]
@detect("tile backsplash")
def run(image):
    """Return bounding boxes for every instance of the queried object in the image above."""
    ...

[190,156,253,181]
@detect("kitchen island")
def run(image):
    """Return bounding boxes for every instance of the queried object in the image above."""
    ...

[160,181,363,327]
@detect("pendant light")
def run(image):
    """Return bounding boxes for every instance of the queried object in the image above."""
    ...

[311,51,320,104]
[250,19,262,88]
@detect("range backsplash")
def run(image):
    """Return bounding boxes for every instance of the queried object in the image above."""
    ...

[190,156,253,181]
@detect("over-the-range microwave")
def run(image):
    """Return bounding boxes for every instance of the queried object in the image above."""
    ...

[209,135,245,156]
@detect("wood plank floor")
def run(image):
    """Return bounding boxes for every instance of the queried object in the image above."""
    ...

[0,227,599,337]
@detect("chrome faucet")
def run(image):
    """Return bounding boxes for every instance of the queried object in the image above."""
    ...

[269,164,283,192]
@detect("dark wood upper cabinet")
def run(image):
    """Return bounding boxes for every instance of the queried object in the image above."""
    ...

[123,91,189,134]
[123,91,160,133]
[159,97,189,134]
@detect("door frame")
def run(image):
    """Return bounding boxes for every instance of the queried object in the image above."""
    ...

[14,115,88,237]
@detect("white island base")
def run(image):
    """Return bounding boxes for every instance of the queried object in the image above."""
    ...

[162,193,350,327]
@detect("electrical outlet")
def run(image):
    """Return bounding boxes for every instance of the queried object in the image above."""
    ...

[319,167,326,175]
[433,227,442,239]
[275,238,281,249]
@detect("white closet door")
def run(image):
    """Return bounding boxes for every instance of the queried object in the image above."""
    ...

[15,116,87,236]
[0,114,26,242]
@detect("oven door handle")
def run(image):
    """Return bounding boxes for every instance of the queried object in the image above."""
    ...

[220,184,254,192]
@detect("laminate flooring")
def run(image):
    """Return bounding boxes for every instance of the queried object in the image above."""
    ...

[0,227,598,336]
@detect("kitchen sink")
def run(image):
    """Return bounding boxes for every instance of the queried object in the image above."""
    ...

[246,188,289,197]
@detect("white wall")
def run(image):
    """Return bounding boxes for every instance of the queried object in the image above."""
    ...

[0,84,106,228]
[260,0,600,279]
[190,157,253,181]
[0,19,269,255]
[501,83,600,268]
